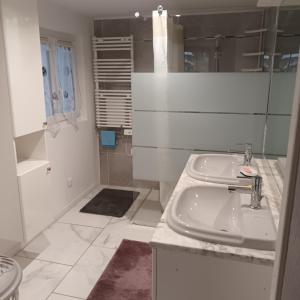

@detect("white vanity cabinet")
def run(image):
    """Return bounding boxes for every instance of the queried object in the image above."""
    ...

[151,157,279,300]
[17,160,53,242]
[152,246,273,300]
[0,0,46,137]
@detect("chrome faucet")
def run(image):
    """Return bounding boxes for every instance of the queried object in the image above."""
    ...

[228,175,263,209]
[243,143,253,166]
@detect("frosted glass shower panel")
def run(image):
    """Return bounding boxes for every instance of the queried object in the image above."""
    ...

[268,73,296,115]
[132,73,269,113]
[132,73,269,181]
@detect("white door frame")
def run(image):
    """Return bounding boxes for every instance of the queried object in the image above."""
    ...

[271,49,300,299]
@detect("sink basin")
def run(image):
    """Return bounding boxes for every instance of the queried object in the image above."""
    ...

[167,184,276,250]
[187,154,248,184]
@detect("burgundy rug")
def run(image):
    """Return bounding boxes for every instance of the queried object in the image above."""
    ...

[87,239,152,300]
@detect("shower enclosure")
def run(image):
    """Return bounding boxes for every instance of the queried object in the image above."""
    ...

[132,5,297,206]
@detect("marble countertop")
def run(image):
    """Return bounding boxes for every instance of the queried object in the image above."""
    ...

[150,156,282,266]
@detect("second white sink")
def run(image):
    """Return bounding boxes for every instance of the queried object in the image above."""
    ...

[186,154,245,184]
[167,184,276,250]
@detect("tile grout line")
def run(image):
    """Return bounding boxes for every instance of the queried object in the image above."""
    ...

[107,151,110,184]
[46,292,84,300]
[20,224,107,300]
[129,188,153,224]
[16,221,105,263]
[15,255,74,267]
[48,223,112,299]
[56,220,111,229]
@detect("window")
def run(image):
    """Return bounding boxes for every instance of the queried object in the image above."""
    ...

[41,43,53,117]
[40,36,79,121]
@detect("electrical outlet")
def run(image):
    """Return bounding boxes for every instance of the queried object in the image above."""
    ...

[124,129,132,136]
[67,177,73,188]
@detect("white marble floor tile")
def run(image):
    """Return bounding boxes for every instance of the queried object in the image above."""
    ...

[13,256,34,270]
[48,293,83,300]
[18,223,101,265]
[120,187,151,220]
[55,246,115,299]
[17,259,71,300]
[58,188,112,228]
[93,217,155,249]
[132,189,162,227]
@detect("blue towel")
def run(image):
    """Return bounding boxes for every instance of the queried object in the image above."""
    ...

[100,131,116,149]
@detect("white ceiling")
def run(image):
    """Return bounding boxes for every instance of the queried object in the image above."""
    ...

[46,0,260,19]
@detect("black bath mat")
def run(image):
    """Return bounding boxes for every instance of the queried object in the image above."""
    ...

[80,189,140,218]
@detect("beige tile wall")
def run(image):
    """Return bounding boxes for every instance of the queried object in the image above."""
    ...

[99,132,159,188]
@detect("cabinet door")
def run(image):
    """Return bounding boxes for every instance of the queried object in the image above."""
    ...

[0,13,24,253]
[18,163,53,242]
[1,0,46,137]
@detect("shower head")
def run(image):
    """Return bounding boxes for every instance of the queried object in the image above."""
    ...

[157,5,164,16]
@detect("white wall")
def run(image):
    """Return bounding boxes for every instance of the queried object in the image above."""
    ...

[0,8,24,254]
[38,0,99,217]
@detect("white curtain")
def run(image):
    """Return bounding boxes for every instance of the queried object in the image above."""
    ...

[41,42,60,137]
[152,10,169,73]
[56,44,80,130]
[152,10,184,73]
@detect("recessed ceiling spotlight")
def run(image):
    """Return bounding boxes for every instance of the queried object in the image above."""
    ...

[134,11,140,18]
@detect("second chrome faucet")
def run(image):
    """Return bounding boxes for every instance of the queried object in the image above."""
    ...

[228,175,263,209]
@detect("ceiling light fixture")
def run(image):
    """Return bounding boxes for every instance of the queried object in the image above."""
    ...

[134,11,140,18]
[175,14,181,17]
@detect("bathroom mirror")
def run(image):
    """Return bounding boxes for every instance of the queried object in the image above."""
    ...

[171,8,277,73]
[264,6,300,166]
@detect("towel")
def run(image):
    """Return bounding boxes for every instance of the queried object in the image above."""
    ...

[100,131,116,149]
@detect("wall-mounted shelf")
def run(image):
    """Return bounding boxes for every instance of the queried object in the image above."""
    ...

[241,68,263,72]
[244,28,267,34]
[17,160,49,177]
[243,52,265,57]
[14,131,52,243]
[243,22,267,72]
[15,130,47,163]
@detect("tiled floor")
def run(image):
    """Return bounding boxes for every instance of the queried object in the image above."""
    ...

[14,186,155,300]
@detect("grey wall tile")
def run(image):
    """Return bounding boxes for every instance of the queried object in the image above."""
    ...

[129,18,153,41]
[134,41,154,72]
[131,179,160,189]
[179,12,264,37]
[108,153,133,186]
[99,134,132,154]
[100,152,109,185]
[94,19,130,37]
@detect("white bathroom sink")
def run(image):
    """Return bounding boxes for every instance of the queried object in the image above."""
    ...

[167,184,276,250]
[186,154,247,184]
